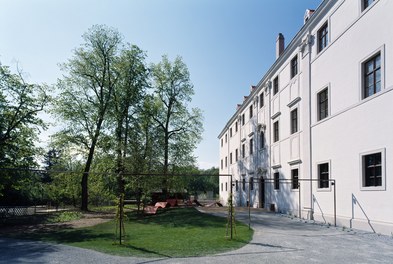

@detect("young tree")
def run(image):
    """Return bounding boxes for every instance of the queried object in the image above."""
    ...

[150,55,203,194]
[53,25,122,211]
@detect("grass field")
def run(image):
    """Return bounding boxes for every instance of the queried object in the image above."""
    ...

[6,207,253,257]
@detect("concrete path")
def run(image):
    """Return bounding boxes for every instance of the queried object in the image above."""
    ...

[1,209,393,264]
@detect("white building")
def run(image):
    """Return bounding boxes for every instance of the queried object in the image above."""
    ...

[218,0,393,235]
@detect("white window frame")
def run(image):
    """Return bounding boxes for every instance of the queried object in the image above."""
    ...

[316,160,331,192]
[315,84,331,123]
[359,45,385,101]
[290,165,300,192]
[360,148,386,191]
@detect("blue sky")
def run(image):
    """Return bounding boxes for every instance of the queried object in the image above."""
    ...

[0,0,320,169]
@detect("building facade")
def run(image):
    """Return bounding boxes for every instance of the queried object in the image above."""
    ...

[218,0,393,235]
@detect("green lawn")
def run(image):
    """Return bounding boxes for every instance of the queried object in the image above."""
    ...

[9,207,253,257]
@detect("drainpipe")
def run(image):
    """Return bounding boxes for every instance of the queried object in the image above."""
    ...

[307,33,314,220]
[268,83,272,208]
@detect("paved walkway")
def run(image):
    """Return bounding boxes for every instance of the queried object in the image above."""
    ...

[1,209,393,263]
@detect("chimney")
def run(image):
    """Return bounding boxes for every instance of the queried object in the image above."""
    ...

[276,33,285,59]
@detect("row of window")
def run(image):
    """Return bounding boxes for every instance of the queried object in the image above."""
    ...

[272,150,383,191]
[222,49,381,151]
[227,148,382,191]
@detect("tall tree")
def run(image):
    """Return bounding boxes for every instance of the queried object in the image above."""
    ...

[53,25,122,211]
[150,55,203,194]
[0,63,49,200]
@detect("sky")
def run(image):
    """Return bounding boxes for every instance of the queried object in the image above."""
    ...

[0,0,321,169]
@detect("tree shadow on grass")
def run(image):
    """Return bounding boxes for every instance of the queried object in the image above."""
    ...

[127,207,227,228]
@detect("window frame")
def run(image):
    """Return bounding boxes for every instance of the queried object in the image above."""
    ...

[360,148,386,191]
[249,105,253,119]
[259,92,264,108]
[273,120,279,143]
[235,121,238,132]
[249,138,253,155]
[235,148,239,162]
[242,143,245,158]
[241,113,245,126]
[317,22,328,53]
[362,52,381,99]
[290,108,298,134]
[317,87,329,121]
[260,131,265,149]
[317,161,331,191]
[362,0,375,11]
[273,76,279,95]
[291,168,299,190]
[290,55,298,79]
[230,152,233,164]
[250,177,254,191]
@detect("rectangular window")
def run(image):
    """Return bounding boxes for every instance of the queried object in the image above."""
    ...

[230,153,233,164]
[230,128,232,137]
[318,22,328,53]
[363,53,381,99]
[260,131,265,149]
[250,177,254,190]
[317,88,328,121]
[225,156,227,167]
[318,163,329,189]
[363,152,382,187]
[225,182,227,191]
[249,138,253,155]
[273,121,279,142]
[242,143,245,158]
[290,55,298,78]
[235,121,238,132]
[221,138,223,147]
[221,183,223,192]
[242,114,245,126]
[259,92,264,108]
[274,172,280,190]
[292,169,299,189]
[225,134,227,143]
[363,0,375,10]
[273,76,279,95]
[290,108,298,134]
[242,178,246,191]
[249,105,253,119]
[235,148,239,161]
[221,159,223,170]
[235,180,239,191]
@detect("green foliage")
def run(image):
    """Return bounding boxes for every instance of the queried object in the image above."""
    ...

[0,62,49,201]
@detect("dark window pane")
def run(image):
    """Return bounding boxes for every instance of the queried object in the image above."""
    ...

[318,163,329,188]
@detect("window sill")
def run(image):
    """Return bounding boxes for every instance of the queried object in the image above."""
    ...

[317,187,331,192]
[360,186,385,191]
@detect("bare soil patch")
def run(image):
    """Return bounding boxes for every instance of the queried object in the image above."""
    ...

[0,211,114,234]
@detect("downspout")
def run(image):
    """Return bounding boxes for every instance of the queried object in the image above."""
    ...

[307,33,314,220]
[268,83,272,208]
